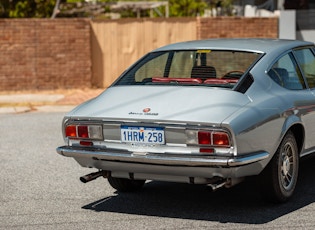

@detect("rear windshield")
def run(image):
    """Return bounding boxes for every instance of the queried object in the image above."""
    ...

[114,50,262,89]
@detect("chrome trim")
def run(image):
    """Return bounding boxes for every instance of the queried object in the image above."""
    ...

[56,146,269,167]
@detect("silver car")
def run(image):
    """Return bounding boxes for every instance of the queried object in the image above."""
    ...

[57,38,315,203]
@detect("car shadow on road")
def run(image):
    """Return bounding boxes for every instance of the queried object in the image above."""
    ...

[82,156,315,224]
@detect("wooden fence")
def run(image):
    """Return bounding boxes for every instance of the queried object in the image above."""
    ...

[0,17,278,90]
[91,17,278,88]
[91,18,197,87]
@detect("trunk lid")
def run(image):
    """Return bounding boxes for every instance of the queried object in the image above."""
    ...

[67,86,251,124]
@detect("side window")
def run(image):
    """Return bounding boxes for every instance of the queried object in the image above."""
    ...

[268,53,305,90]
[294,48,315,88]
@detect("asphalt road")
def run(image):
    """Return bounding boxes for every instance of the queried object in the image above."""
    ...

[1,112,315,229]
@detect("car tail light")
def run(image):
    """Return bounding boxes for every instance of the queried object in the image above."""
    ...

[65,124,103,140]
[212,131,230,147]
[198,131,211,145]
[78,126,89,138]
[65,125,77,138]
[199,148,214,153]
[197,131,230,147]
[186,129,231,151]
[79,141,94,146]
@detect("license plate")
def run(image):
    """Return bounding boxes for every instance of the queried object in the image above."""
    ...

[121,126,165,144]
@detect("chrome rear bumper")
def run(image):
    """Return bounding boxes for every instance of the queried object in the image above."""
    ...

[57,146,270,183]
[57,146,268,167]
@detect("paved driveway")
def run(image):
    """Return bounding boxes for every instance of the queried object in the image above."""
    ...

[1,112,315,229]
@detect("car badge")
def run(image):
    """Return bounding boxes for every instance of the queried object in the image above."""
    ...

[143,108,151,113]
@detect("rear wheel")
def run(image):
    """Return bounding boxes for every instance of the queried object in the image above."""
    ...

[108,176,145,192]
[259,131,299,203]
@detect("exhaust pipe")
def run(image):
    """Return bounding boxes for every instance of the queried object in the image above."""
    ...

[80,170,109,183]
[207,178,244,191]
[207,180,227,191]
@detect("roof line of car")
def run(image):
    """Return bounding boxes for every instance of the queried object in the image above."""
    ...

[153,39,314,54]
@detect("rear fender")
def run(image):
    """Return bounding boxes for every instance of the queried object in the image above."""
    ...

[280,115,304,155]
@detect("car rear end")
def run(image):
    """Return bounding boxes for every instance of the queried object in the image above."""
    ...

[57,42,269,189]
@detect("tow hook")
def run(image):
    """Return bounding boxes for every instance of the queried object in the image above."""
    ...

[80,170,109,183]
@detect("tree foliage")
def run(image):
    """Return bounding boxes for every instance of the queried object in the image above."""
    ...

[0,0,235,18]
[0,0,56,18]
[169,0,207,17]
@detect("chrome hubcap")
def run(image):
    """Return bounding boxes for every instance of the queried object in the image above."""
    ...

[282,155,290,175]
[280,142,295,190]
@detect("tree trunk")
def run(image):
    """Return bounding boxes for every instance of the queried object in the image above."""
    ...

[51,0,61,18]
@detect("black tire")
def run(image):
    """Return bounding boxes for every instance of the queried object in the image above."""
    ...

[107,176,145,192]
[259,131,299,203]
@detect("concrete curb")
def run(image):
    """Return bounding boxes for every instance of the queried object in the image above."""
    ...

[0,105,75,114]
[0,89,103,114]
[0,94,64,104]
[0,106,32,114]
